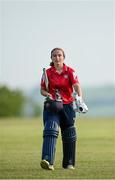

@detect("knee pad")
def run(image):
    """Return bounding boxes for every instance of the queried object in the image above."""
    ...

[62,126,77,142]
[43,120,59,138]
[62,126,77,168]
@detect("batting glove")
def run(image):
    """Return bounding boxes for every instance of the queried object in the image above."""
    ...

[74,95,88,113]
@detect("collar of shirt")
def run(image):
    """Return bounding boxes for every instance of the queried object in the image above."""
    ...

[50,63,68,74]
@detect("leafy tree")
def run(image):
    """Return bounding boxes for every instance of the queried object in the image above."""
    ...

[0,85,25,117]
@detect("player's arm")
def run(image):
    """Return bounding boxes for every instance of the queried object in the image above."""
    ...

[73,83,83,98]
[40,87,52,98]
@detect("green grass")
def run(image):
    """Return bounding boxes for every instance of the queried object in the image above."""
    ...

[0,117,115,179]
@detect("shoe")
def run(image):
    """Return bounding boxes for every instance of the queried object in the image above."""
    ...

[40,159,54,170]
[66,165,75,170]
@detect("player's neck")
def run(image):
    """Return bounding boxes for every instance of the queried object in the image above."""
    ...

[55,65,63,73]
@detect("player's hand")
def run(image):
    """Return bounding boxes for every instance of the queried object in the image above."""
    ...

[45,93,53,101]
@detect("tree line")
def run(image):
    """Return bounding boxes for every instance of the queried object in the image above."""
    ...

[0,85,41,117]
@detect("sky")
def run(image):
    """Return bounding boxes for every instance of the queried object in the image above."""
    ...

[0,0,114,90]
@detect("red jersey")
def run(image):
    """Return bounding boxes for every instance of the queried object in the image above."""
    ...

[41,64,79,104]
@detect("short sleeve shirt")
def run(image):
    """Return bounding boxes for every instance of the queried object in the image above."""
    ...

[41,64,79,104]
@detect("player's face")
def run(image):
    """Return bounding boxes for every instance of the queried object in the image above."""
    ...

[51,50,64,67]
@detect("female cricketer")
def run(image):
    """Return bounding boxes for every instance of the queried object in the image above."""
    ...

[40,47,88,170]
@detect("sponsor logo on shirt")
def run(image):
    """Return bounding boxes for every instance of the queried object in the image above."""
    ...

[63,74,68,79]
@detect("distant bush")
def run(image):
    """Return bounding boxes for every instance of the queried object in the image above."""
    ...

[0,85,42,118]
[0,85,25,117]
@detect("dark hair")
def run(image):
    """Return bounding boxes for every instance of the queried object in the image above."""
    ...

[50,48,65,66]
[50,62,54,66]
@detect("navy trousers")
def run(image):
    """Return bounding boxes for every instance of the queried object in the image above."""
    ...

[43,103,76,129]
[41,103,77,167]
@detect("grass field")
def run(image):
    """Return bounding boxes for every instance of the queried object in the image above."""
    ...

[0,117,115,179]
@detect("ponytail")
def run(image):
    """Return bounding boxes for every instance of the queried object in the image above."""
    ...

[50,62,54,66]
